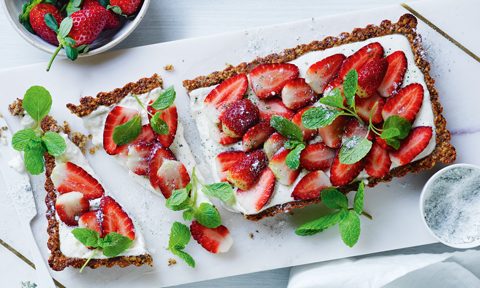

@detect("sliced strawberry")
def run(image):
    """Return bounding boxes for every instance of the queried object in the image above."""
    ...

[103,106,139,155]
[299,142,335,171]
[317,115,348,148]
[355,91,385,124]
[256,98,295,121]
[377,51,408,97]
[220,99,260,138]
[208,121,241,146]
[125,143,153,176]
[215,150,245,182]
[55,192,90,226]
[116,124,156,157]
[190,220,233,254]
[390,126,433,165]
[227,150,268,190]
[149,144,177,190]
[365,142,391,178]
[78,210,103,238]
[100,196,135,240]
[338,42,384,80]
[292,107,318,142]
[147,103,178,148]
[269,148,301,186]
[374,132,393,151]
[236,168,275,214]
[250,63,300,98]
[343,118,373,141]
[204,74,248,123]
[281,78,319,110]
[155,160,191,199]
[382,83,424,124]
[51,162,104,200]
[264,132,288,159]
[330,149,366,187]
[242,122,275,152]
[305,54,346,94]
[292,170,331,200]
[356,58,389,98]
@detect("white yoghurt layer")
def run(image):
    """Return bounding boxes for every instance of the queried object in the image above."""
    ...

[189,34,436,215]
[55,134,149,259]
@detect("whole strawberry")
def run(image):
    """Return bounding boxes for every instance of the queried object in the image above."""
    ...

[83,0,121,30]
[110,0,143,16]
[20,3,63,45]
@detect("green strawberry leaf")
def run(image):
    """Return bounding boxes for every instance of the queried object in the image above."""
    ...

[194,203,221,229]
[99,0,110,8]
[354,182,365,215]
[12,129,39,151]
[42,131,66,156]
[285,143,305,170]
[65,45,79,61]
[44,13,58,33]
[270,115,303,142]
[150,112,169,135]
[295,210,346,236]
[58,17,73,38]
[201,182,233,202]
[339,135,372,165]
[151,85,176,110]
[301,106,344,129]
[319,87,345,109]
[101,232,134,257]
[321,188,349,209]
[22,86,52,124]
[109,5,123,15]
[343,69,358,107]
[66,0,82,16]
[24,144,46,175]
[71,228,101,248]
[112,115,142,145]
[339,210,361,247]
[64,37,76,46]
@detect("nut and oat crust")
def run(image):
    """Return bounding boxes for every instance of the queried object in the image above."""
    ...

[41,116,153,271]
[182,13,456,221]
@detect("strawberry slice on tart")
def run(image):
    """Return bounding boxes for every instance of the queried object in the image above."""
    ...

[330,149,366,187]
[78,210,103,238]
[250,63,300,98]
[190,220,233,254]
[215,151,246,182]
[264,132,288,159]
[104,106,139,155]
[305,54,346,94]
[227,150,268,190]
[55,192,90,226]
[292,170,331,201]
[147,103,178,148]
[390,126,433,166]
[208,121,241,146]
[51,162,105,200]
[299,142,335,171]
[377,51,408,97]
[256,98,295,121]
[236,168,276,214]
[281,78,319,110]
[125,143,154,176]
[343,118,374,141]
[317,115,348,149]
[269,148,301,186]
[154,160,191,199]
[355,91,385,125]
[242,122,275,152]
[356,58,389,98]
[220,99,260,138]
[364,142,391,178]
[292,107,318,142]
[100,196,136,241]
[382,83,424,124]
[338,42,384,80]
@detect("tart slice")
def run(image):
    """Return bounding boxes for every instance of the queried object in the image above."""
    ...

[183,14,456,221]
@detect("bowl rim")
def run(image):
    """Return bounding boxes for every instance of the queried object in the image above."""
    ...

[1,0,150,57]
[419,163,480,249]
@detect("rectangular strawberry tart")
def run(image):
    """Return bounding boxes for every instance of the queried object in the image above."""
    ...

[183,14,456,221]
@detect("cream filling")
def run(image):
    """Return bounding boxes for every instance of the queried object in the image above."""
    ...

[189,34,436,215]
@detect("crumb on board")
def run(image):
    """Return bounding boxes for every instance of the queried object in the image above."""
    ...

[1,126,7,131]
[168,258,177,266]
[88,134,93,139]
[163,64,174,71]
[249,233,254,239]
[89,146,100,155]
[0,113,3,117]
[81,148,86,155]
[71,132,87,148]
[62,121,71,135]
[8,98,25,116]
[256,230,259,233]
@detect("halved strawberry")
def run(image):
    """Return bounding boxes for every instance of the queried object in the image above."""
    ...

[100,196,135,240]
[305,54,346,94]
[204,74,248,123]
[116,124,156,159]
[374,132,393,150]
[377,51,408,97]
[227,150,268,190]
[299,142,335,171]
[256,98,295,121]
[103,106,139,155]
[390,126,433,165]
[236,168,275,214]
[330,149,366,187]
[149,144,177,190]
[147,104,178,148]
[317,115,348,148]
[208,121,241,146]
[242,122,275,152]
[125,143,153,176]
[338,42,384,80]
[355,91,385,124]
[292,107,318,142]
[281,78,319,110]
[364,142,391,178]
[55,192,90,226]
[250,63,299,98]
[356,58,389,98]
[215,150,245,182]
[154,160,190,199]
[269,148,300,186]
[382,83,424,124]
[343,118,373,141]
[51,162,104,200]
[220,99,260,138]
[292,170,331,200]
[78,210,103,238]
[264,132,288,159]
[190,220,233,254]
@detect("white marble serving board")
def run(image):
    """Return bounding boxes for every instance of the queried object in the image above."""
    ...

[0,1,479,287]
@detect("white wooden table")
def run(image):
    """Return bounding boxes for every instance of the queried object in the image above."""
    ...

[1,1,479,287]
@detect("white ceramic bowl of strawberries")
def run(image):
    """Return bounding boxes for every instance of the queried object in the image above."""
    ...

[2,0,150,58]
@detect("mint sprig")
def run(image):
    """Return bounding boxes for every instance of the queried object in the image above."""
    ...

[12,86,66,175]
[169,222,195,268]
[269,115,306,170]
[295,182,372,247]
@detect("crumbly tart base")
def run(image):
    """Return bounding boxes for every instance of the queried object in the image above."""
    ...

[41,116,153,271]
[182,13,456,221]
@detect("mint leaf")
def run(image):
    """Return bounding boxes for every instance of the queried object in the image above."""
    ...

[12,129,38,151]
[151,85,176,110]
[71,228,100,248]
[44,13,58,33]
[295,210,345,236]
[150,112,169,135]
[285,143,305,170]
[321,188,348,209]
[381,127,401,139]
[22,86,52,123]
[112,115,142,145]
[202,182,233,202]
[319,88,345,109]
[343,69,358,107]
[301,107,344,129]
[24,145,46,175]
[339,135,372,165]
[386,138,401,150]
[284,140,302,150]
[354,182,365,215]
[166,184,192,211]
[382,115,411,140]
[194,203,221,228]
[270,115,303,142]
[183,208,195,221]
[101,232,134,257]
[339,210,361,247]
[171,249,195,268]
[169,222,191,251]
[42,131,66,156]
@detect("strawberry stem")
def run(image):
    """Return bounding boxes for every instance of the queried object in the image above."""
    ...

[79,247,98,273]
[46,45,62,72]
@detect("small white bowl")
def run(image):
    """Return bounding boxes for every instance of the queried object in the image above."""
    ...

[420,163,480,249]
[1,0,150,57]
